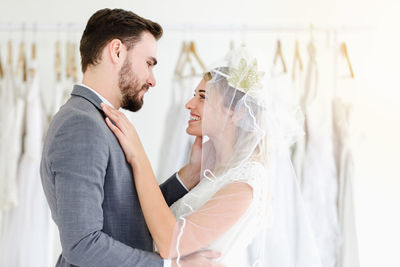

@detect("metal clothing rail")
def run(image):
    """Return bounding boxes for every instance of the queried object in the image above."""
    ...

[0,22,370,34]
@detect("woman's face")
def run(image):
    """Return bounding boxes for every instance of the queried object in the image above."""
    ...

[185,79,207,136]
[185,78,229,138]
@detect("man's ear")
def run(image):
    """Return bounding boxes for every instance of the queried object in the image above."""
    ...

[108,39,124,64]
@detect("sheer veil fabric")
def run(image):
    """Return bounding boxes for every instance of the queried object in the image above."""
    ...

[168,48,323,267]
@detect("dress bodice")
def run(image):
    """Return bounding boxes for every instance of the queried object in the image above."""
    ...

[170,161,269,266]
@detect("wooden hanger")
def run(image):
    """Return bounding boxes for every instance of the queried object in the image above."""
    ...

[273,40,287,73]
[66,42,71,79]
[16,41,27,82]
[29,42,37,78]
[302,38,319,107]
[7,41,13,68]
[189,41,206,72]
[176,40,206,77]
[0,48,4,79]
[71,43,78,82]
[308,24,317,63]
[340,42,354,78]
[292,40,303,81]
[32,23,37,62]
[177,42,194,77]
[174,41,188,76]
[31,43,36,61]
[29,23,37,78]
[55,41,62,82]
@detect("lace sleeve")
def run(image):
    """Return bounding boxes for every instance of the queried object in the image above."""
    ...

[228,162,269,200]
[167,180,254,259]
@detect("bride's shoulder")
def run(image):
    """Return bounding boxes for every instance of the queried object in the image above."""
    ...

[228,161,268,186]
[241,160,267,174]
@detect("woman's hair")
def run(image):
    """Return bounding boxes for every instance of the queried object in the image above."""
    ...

[80,8,163,72]
[203,67,245,112]
[203,67,268,165]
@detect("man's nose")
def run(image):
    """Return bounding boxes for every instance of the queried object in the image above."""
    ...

[147,71,156,87]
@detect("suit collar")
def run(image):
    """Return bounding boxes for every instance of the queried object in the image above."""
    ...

[71,84,104,112]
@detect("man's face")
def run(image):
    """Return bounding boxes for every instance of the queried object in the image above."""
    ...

[119,31,157,112]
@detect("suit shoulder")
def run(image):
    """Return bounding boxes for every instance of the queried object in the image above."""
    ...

[49,97,107,139]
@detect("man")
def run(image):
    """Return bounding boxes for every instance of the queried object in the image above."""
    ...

[41,8,221,267]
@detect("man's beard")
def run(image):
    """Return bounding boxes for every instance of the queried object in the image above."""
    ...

[119,58,149,112]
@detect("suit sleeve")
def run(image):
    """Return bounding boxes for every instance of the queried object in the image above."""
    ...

[159,173,188,206]
[48,113,163,267]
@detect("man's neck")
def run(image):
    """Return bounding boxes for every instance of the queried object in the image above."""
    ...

[82,69,121,109]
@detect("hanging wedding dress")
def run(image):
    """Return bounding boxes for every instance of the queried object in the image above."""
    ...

[333,45,360,267]
[0,46,27,266]
[0,55,50,267]
[290,42,307,186]
[269,39,306,185]
[0,50,4,234]
[333,98,360,267]
[0,52,25,211]
[301,41,340,267]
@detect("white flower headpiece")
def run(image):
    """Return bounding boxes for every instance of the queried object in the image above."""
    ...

[227,58,265,94]
[211,47,265,94]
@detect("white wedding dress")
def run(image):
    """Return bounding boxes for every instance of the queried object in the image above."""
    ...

[170,161,268,267]
[1,67,50,267]
[301,41,340,267]
[0,61,25,212]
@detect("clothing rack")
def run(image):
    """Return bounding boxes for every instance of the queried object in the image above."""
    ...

[0,22,361,82]
[0,23,370,34]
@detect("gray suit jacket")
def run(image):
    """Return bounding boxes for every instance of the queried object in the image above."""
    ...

[41,85,187,267]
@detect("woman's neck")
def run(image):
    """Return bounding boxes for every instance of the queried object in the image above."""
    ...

[211,130,235,168]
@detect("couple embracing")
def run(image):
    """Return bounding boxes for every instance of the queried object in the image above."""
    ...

[41,8,321,267]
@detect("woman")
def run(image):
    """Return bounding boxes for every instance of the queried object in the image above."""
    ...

[102,49,322,266]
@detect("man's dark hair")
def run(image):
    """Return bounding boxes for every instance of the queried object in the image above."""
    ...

[80,8,163,72]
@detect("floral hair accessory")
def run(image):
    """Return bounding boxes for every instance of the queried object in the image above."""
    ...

[227,58,265,93]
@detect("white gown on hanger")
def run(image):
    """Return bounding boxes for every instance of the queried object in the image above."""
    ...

[301,41,340,267]
[0,62,50,267]
[333,98,359,267]
[0,63,25,211]
[0,62,26,266]
[290,60,307,186]
[333,53,360,267]
[269,62,306,185]
[0,63,3,231]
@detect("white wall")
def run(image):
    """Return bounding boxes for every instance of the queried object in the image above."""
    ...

[1,1,399,266]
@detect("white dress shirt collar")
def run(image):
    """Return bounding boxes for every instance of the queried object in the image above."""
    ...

[78,83,115,108]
